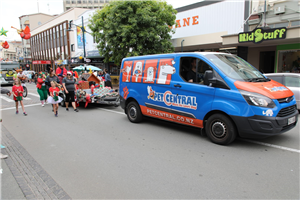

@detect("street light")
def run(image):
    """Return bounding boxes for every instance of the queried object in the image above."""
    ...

[67,16,92,66]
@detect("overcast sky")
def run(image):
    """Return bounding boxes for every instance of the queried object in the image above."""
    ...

[0,0,202,41]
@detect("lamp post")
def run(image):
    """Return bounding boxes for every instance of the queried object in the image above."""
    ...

[67,16,91,66]
[181,39,185,52]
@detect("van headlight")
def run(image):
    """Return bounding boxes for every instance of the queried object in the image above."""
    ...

[239,90,275,108]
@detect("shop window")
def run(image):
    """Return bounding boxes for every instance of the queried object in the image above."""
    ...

[105,0,109,2]
[109,63,119,76]
[274,22,288,28]
[94,0,98,3]
[71,44,75,52]
[277,49,300,73]
[77,0,81,3]
[88,0,92,3]
[100,0,104,3]
[83,0,87,3]
[66,0,70,4]
[291,20,300,27]
[72,0,76,4]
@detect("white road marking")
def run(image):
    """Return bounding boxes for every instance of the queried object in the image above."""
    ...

[23,97,32,100]
[98,108,125,115]
[98,108,300,154]
[0,103,41,111]
[0,96,14,102]
[240,139,300,154]
[28,93,40,98]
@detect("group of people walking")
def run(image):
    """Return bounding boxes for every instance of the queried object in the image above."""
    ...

[1,65,112,159]
[35,64,79,117]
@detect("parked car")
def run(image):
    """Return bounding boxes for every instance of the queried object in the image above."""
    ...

[264,73,300,111]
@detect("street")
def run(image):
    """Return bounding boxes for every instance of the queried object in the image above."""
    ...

[1,83,299,199]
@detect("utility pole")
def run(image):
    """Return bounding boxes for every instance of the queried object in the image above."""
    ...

[37,0,39,13]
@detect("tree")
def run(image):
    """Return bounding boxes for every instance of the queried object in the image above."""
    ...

[89,0,177,65]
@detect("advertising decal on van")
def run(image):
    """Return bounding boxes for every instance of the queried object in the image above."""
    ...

[234,80,293,99]
[143,59,158,84]
[147,86,197,110]
[121,61,133,82]
[121,58,176,85]
[140,105,204,128]
[132,60,144,83]
[156,59,176,85]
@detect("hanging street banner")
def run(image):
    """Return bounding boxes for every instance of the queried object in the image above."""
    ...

[238,27,287,44]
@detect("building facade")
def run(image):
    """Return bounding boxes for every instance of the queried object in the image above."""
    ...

[19,13,56,69]
[222,0,300,73]
[63,0,110,11]
[171,0,245,53]
[30,8,89,72]
[173,0,300,73]
[0,41,22,62]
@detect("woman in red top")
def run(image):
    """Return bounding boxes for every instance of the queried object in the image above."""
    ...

[47,81,63,117]
[12,79,27,116]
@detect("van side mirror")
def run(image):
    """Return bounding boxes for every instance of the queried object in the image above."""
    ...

[204,70,230,89]
[204,70,216,86]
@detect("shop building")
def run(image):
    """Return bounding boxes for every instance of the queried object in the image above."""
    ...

[19,13,57,70]
[63,0,110,11]
[30,8,89,72]
[171,0,245,53]
[222,0,300,73]
[173,0,300,74]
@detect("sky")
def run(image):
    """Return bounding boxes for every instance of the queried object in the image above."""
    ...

[0,0,202,41]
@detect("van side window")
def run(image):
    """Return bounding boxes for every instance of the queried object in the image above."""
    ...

[180,57,212,84]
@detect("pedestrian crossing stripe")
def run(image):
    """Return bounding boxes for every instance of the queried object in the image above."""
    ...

[0,95,32,102]
[28,93,40,98]
[0,96,14,102]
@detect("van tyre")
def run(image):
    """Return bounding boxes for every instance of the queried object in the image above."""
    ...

[205,114,236,145]
[126,101,143,123]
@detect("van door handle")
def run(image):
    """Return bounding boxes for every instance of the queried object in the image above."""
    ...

[174,84,182,88]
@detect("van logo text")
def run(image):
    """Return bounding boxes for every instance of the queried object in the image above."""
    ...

[147,86,197,110]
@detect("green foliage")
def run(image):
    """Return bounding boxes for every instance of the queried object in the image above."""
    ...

[89,0,177,64]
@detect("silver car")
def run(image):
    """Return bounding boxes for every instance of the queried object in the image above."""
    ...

[264,73,300,111]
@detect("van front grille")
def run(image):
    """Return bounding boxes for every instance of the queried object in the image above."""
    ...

[277,96,294,104]
[277,105,297,117]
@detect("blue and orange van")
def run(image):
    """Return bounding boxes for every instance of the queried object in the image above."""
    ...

[119,52,298,145]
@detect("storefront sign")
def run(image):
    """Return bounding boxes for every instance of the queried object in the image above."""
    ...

[238,27,287,44]
[172,16,199,28]
[90,58,104,63]
[32,60,51,64]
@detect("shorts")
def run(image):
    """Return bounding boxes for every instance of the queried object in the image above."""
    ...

[65,91,75,103]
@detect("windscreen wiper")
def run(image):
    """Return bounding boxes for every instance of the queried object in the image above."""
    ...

[247,78,270,82]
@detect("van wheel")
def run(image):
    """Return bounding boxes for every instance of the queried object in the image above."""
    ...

[205,114,236,145]
[126,101,143,123]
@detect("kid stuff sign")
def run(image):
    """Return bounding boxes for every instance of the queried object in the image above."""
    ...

[238,27,287,44]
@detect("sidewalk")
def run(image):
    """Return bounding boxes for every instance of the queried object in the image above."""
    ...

[1,159,25,199]
[1,125,71,199]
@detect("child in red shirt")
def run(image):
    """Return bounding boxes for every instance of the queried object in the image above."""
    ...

[47,81,63,117]
[12,79,27,116]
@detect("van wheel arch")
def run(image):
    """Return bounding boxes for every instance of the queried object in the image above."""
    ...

[125,97,138,114]
[125,99,143,123]
[203,110,239,137]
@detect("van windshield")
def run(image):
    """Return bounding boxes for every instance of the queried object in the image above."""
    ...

[205,54,269,82]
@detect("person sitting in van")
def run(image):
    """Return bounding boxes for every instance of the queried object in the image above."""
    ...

[186,58,197,83]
